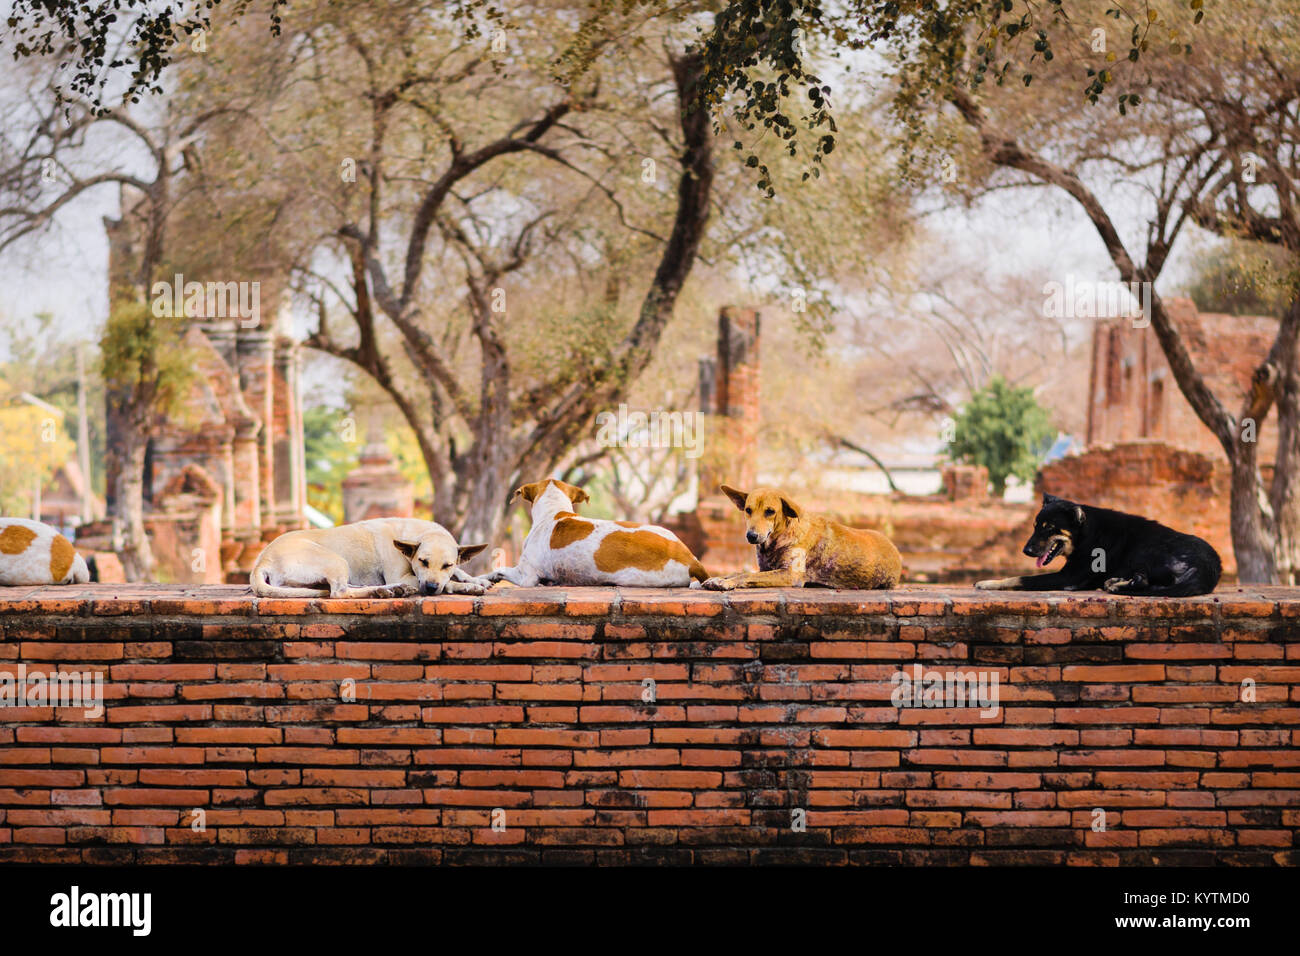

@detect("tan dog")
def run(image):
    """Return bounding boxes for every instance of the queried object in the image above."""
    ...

[486,479,709,587]
[0,518,90,586]
[702,485,902,590]
[251,518,488,598]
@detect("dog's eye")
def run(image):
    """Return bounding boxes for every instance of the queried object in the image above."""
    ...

[745,508,752,515]
[443,563,452,570]
[765,509,775,517]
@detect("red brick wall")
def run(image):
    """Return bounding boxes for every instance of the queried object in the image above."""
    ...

[1087,302,1278,467]
[0,585,1296,864]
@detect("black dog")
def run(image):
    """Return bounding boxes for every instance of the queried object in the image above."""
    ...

[975,494,1221,596]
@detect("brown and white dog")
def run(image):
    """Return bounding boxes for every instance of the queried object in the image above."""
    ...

[702,485,902,590]
[0,518,90,586]
[486,479,710,588]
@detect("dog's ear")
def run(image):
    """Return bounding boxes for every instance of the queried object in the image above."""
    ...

[457,543,488,564]
[779,495,801,520]
[393,539,420,560]
[514,481,541,504]
[720,485,748,511]
[1073,505,1086,525]
[553,480,590,506]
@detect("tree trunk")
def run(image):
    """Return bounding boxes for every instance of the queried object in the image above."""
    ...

[1229,452,1275,584]
[1272,395,1300,585]
[116,419,155,582]
[1269,294,1300,584]
[316,51,713,558]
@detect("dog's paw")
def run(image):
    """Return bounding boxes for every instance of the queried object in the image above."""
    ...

[371,586,400,599]
[1103,577,1132,593]
[974,580,999,590]
[701,576,736,591]
[445,579,490,596]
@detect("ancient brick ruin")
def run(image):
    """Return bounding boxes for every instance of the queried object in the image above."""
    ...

[82,186,308,584]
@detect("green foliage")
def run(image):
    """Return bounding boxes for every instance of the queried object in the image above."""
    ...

[5,0,508,111]
[1182,240,1297,318]
[99,296,194,423]
[11,2,1207,192]
[302,405,357,525]
[684,0,1209,190]
[5,0,285,110]
[947,376,1054,496]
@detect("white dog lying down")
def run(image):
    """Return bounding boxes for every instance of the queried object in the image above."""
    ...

[485,479,709,588]
[0,517,90,586]
[251,518,489,598]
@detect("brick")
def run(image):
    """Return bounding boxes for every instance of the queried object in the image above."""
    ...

[1,586,1295,863]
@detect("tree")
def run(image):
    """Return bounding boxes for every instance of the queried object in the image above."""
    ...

[0,312,106,501]
[163,2,717,564]
[9,2,1204,189]
[3,0,289,107]
[564,1,1212,193]
[0,403,76,517]
[0,53,235,578]
[932,1,1300,582]
[1182,239,1293,319]
[98,298,194,578]
[947,376,1053,497]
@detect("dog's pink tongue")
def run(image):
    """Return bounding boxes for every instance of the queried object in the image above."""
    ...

[1036,553,1049,568]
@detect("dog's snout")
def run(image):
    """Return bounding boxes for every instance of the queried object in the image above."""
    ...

[746,531,760,544]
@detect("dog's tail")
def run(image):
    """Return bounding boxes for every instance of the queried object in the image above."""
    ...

[689,560,710,584]
[251,566,329,599]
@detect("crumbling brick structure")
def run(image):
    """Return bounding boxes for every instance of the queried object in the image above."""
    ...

[89,186,307,584]
[1086,299,1277,468]
[669,307,762,573]
[342,415,414,523]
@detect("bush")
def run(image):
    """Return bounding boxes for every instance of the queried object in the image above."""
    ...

[947,377,1054,497]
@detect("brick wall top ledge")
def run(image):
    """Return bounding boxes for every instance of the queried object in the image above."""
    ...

[0,583,1295,623]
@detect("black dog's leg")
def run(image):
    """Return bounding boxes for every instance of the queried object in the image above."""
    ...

[976,569,1092,591]
[1104,571,1149,594]
[1105,566,1215,597]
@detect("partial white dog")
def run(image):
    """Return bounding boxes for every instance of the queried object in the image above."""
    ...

[0,517,90,586]
[485,479,709,588]
[251,518,489,598]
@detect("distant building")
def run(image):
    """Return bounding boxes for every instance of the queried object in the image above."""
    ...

[1085,298,1277,468]
[38,460,103,537]
[342,413,414,523]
